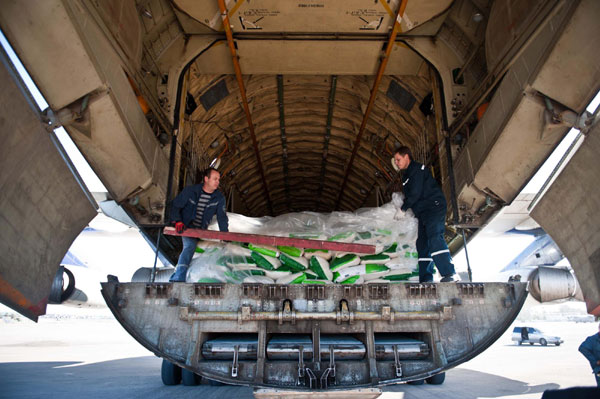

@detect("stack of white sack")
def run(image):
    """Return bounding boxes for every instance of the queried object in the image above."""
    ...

[186,193,420,284]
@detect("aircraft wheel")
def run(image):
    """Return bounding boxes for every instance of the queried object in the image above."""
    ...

[182,369,201,386]
[161,359,181,385]
[426,372,446,385]
[407,379,425,385]
[540,338,547,346]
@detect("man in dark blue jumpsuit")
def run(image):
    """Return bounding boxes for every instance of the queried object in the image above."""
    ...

[394,146,457,282]
[169,167,228,282]
[579,323,600,386]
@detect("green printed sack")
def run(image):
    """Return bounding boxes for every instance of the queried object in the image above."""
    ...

[327,231,356,242]
[276,272,307,285]
[383,264,415,274]
[278,245,303,257]
[304,270,319,280]
[225,243,253,257]
[339,275,364,284]
[383,242,398,253]
[279,253,308,272]
[225,255,256,270]
[309,256,333,281]
[289,233,325,240]
[360,254,390,264]
[333,264,389,282]
[251,251,282,270]
[248,243,279,258]
[382,271,417,281]
[226,263,262,272]
[197,278,223,283]
[264,270,293,280]
[382,242,399,258]
[243,276,275,284]
[329,254,360,272]
[355,231,372,240]
[304,248,332,260]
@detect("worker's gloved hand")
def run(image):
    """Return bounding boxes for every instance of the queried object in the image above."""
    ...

[393,209,405,220]
[175,222,185,234]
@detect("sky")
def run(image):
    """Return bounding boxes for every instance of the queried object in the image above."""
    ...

[1,28,598,282]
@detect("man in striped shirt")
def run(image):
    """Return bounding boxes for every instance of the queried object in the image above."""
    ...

[169,167,229,282]
[393,146,458,283]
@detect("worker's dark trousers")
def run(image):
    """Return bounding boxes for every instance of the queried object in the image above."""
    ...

[416,204,455,282]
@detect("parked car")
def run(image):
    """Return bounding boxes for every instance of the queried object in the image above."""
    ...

[512,327,563,346]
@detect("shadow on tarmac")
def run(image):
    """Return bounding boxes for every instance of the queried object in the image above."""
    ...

[384,368,560,398]
[0,357,560,399]
[0,356,254,399]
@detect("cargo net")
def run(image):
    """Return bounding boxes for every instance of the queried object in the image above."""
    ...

[186,193,420,285]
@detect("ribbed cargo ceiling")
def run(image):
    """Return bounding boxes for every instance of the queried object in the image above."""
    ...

[184,70,435,216]
[148,0,464,217]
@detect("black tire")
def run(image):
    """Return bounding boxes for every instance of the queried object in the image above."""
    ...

[555,342,561,346]
[161,359,181,385]
[426,372,446,385]
[182,369,201,386]
[61,267,76,302]
[407,379,425,385]
[529,342,534,345]
[540,338,547,346]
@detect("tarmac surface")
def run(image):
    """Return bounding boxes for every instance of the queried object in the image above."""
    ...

[0,305,598,399]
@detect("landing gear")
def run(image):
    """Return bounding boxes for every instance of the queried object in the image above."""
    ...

[407,372,446,386]
[161,359,181,385]
[161,359,203,386]
[182,369,202,386]
[426,372,446,385]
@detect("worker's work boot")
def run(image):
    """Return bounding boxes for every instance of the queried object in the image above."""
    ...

[169,265,189,282]
[440,274,459,283]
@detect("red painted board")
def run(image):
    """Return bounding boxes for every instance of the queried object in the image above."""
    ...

[163,227,376,254]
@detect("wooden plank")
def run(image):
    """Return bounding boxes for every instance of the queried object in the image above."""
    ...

[163,227,377,254]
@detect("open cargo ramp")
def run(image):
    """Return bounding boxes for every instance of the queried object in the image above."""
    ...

[101,281,527,389]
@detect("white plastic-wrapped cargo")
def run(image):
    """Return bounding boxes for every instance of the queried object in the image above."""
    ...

[185,194,419,284]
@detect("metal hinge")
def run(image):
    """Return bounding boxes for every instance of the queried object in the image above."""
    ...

[279,299,296,325]
[231,345,239,377]
[336,300,354,325]
[393,345,403,377]
[320,346,336,389]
